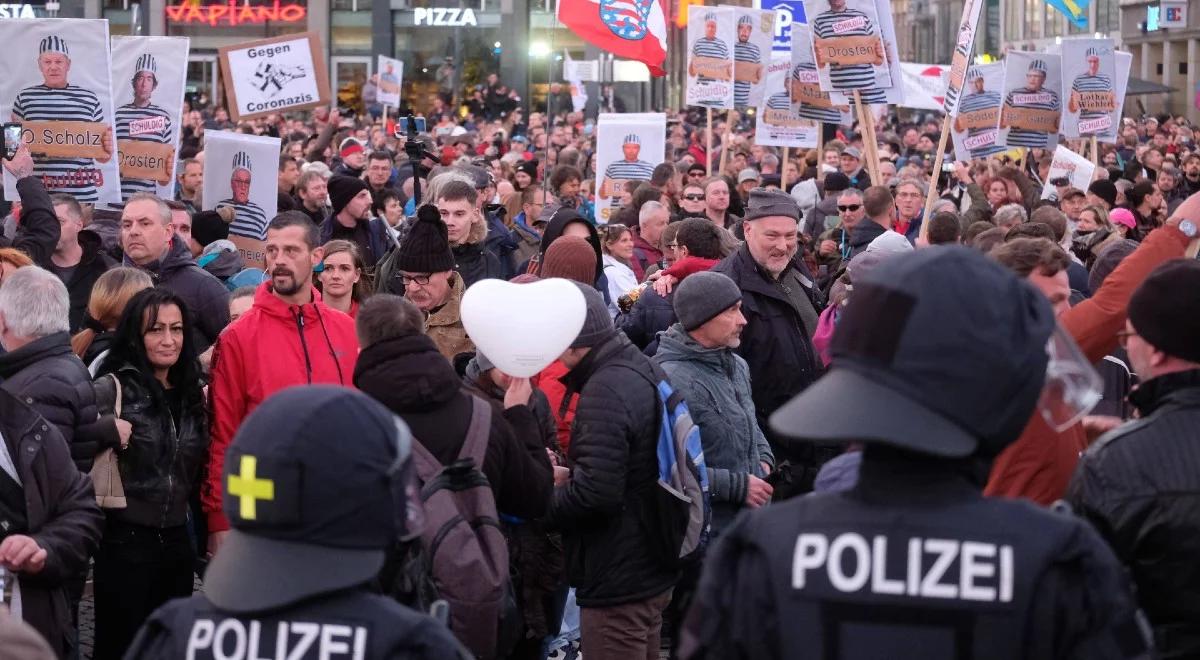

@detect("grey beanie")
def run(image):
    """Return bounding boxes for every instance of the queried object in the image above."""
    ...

[742,187,801,223]
[569,281,616,349]
[673,271,743,331]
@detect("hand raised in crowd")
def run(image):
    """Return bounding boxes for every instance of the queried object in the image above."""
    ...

[2,145,33,178]
[0,534,47,574]
[745,474,773,508]
[503,376,533,409]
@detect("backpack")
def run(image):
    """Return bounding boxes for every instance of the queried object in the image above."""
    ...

[384,395,512,659]
[613,359,711,568]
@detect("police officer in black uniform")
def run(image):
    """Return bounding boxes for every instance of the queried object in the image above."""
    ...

[678,247,1152,660]
[124,386,469,659]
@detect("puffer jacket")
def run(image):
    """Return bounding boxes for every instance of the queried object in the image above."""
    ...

[653,324,772,532]
[0,331,116,472]
[616,286,676,352]
[0,388,102,658]
[1066,368,1200,659]
[99,364,209,529]
[131,237,230,353]
[547,331,679,607]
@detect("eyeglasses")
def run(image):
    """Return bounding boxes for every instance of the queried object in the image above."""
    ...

[398,273,432,287]
[667,243,680,250]
[1116,329,1139,349]
[837,204,861,212]
[682,194,705,201]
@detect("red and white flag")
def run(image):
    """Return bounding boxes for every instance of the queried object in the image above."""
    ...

[557,0,668,77]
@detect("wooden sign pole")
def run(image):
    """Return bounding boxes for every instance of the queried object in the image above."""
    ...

[852,91,880,186]
[781,146,789,186]
[719,114,732,175]
[706,108,713,177]
[920,113,953,242]
[1090,135,1099,169]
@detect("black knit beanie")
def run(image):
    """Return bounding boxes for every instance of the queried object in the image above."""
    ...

[1128,259,1200,363]
[328,175,370,217]
[397,205,455,273]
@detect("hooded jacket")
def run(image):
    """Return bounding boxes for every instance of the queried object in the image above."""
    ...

[847,219,888,258]
[58,229,114,332]
[509,212,542,267]
[203,283,359,532]
[630,228,663,282]
[425,272,474,361]
[0,389,102,658]
[449,207,508,288]
[0,332,116,473]
[533,208,603,284]
[131,237,230,353]
[353,334,552,520]
[653,324,773,531]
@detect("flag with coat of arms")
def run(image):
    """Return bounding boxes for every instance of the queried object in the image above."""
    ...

[557,0,669,76]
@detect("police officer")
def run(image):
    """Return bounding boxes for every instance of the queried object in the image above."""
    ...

[124,386,469,659]
[678,247,1151,659]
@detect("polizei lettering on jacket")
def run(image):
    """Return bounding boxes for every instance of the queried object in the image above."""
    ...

[185,618,368,659]
[792,532,1014,602]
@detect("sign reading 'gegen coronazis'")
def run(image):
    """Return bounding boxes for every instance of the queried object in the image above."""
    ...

[218,32,330,121]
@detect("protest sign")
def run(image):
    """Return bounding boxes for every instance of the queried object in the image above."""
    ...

[789,25,853,125]
[219,32,330,121]
[595,113,665,223]
[1112,50,1132,142]
[951,63,1006,161]
[111,36,189,201]
[686,6,735,108]
[1061,39,1117,140]
[203,131,280,253]
[757,55,820,147]
[898,64,949,111]
[801,0,890,95]
[827,0,902,106]
[942,0,985,115]
[732,8,775,108]
[1040,144,1096,200]
[1000,51,1062,151]
[0,19,121,204]
[376,55,403,109]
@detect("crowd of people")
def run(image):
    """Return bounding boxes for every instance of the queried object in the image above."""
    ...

[0,73,1197,660]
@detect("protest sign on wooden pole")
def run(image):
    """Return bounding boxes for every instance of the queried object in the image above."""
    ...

[706,108,713,176]
[719,116,732,175]
[863,104,883,185]
[1090,135,1099,168]
[852,91,881,185]
[920,113,953,241]
[817,130,825,182]
[781,146,789,179]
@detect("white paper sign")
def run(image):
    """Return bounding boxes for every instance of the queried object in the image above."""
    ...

[1112,50,1132,144]
[221,33,327,120]
[733,8,776,108]
[111,36,189,202]
[789,25,853,125]
[899,63,950,111]
[801,0,892,95]
[0,18,121,204]
[563,58,599,82]
[376,55,403,109]
[686,6,736,109]
[756,56,819,148]
[827,0,902,106]
[1000,50,1063,151]
[203,130,281,244]
[1040,144,1096,200]
[1061,39,1117,140]
[950,63,1006,161]
[595,112,665,223]
[941,0,985,115]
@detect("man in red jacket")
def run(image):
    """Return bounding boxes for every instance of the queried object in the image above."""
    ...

[986,194,1200,504]
[203,211,359,557]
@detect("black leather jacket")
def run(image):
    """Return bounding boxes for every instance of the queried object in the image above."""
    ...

[100,364,209,529]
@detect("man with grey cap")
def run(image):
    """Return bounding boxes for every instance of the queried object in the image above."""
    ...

[680,247,1149,659]
[548,281,678,660]
[711,187,822,495]
[654,270,774,531]
[126,386,469,659]
[839,146,869,191]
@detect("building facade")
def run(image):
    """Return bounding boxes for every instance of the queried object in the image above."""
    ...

[1120,0,1198,123]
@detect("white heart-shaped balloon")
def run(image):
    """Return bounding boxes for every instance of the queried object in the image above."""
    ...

[461,278,587,378]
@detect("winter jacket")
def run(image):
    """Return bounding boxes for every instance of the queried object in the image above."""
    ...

[986,226,1191,505]
[57,229,114,332]
[509,213,542,268]
[0,389,103,658]
[353,334,552,520]
[547,331,680,607]
[1066,369,1200,659]
[484,207,518,280]
[0,332,116,473]
[801,195,839,240]
[847,219,888,258]
[602,254,638,315]
[204,283,358,532]
[318,215,390,270]
[617,286,676,354]
[891,210,923,245]
[710,244,821,447]
[425,272,475,361]
[1,177,60,269]
[653,325,773,532]
[100,363,209,529]
[130,237,230,353]
[630,229,662,282]
[453,241,507,289]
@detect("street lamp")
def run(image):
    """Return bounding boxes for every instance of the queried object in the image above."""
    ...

[529,41,551,58]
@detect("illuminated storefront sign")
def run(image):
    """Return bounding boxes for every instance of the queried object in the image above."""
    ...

[165,0,306,26]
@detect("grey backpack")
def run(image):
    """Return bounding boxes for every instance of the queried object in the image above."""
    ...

[408,395,510,659]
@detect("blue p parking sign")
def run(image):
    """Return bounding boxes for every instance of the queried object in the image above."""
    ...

[756,0,807,54]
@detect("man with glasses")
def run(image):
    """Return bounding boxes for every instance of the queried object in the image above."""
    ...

[221,151,268,241]
[686,162,707,184]
[815,188,865,277]
[390,205,474,360]
[892,179,925,243]
[679,183,708,217]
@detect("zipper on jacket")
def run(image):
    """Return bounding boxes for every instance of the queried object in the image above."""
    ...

[293,307,314,384]
[160,407,179,529]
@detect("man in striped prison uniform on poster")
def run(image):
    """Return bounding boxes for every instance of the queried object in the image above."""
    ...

[116,53,174,200]
[691,12,730,107]
[811,0,880,95]
[956,67,1006,159]
[733,14,762,108]
[791,63,847,124]
[601,133,656,207]
[1069,47,1115,139]
[1002,58,1060,149]
[221,151,268,241]
[941,0,980,113]
[12,35,113,203]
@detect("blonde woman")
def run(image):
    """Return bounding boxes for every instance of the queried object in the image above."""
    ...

[71,267,154,374]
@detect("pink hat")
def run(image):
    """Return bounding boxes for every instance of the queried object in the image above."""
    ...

[1109,208,1136,229]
